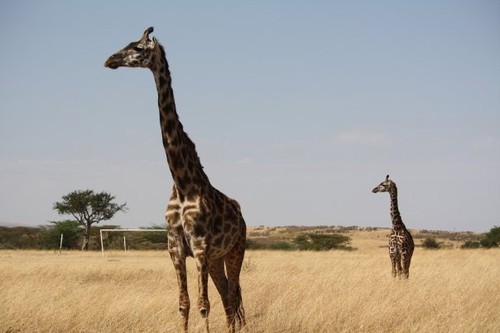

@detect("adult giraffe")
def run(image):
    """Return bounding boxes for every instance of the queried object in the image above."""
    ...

[105,27,246,333]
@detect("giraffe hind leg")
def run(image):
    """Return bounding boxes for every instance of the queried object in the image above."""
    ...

[209,259,230,316]
[396,257,404,278]
[225,243,246,332]
[402,251,413,278]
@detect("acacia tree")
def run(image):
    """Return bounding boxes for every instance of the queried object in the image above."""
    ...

[53,190,127,250]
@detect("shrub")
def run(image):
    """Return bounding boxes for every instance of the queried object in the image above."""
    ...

[461,240,481,249]
[294,233,353,251]
[479,238,497,249]
[461,226,499,249]
[481,226,499,248]
[246,239,267,250]
[422,237,440,249]
[43,220,82,249]
[268,241,295,251]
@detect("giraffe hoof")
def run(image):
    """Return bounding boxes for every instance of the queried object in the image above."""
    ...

[200,307,209,318]
[179,306,189,317]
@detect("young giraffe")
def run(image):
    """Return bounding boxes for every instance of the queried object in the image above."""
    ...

[105,27,246,333]
[372,175,414,278]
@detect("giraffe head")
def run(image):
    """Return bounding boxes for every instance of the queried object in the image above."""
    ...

[105,27,159,69]
[372,175,395,193]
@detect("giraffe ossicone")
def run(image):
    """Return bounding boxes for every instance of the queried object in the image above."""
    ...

[105,27,246,333]
[372,175,414,278]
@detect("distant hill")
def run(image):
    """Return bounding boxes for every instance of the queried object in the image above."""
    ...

[0,220,17,227]
[0,220,36,228]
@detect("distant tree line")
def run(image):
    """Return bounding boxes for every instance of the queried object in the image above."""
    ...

[2,225,498,251]
[0,222,167,250]
[420,226,500,250]
[246,233,355,251]
[461,226,500,249]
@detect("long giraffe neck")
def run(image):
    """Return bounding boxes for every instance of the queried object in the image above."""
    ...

[389,186,405,229]
[151,45,210,197]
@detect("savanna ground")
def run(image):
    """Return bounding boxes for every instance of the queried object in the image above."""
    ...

[1,227,499,332]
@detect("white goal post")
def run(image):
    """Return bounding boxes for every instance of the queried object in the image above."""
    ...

[99,228,166,255]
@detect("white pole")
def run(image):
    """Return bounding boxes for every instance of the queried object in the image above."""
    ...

[100,229,104,257]
[123,236,127,252]
[59,233,63,253]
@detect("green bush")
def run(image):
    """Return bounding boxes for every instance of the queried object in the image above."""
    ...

[479,238,497,248]
[481,226,499,248]
[461,226,499,249]
[294,233,353,251]
[268,241,294,251]
[422,237,440,249]
[43,220,82,249]
[461,240,481,249]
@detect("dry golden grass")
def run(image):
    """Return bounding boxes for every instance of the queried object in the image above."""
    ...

[1,241,499,332]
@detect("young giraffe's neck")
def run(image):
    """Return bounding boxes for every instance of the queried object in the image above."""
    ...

[150,45,210,197]
[389,186,405,229]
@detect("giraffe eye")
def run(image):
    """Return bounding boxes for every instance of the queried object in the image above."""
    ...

[133,45,144,51]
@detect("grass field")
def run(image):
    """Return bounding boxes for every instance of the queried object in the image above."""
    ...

[1,229,499,332]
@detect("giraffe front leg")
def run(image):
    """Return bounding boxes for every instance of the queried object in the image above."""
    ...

[192,241,210,332]
[166,199,191,332]
[196,252,210,314]
[402,256,410,278]
[390,257,397,278]
[167,232,190,332]
[396,255,403,278]
[389,246,398,278]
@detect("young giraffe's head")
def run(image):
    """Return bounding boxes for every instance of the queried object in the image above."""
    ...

[105,27,159,70]
[372,175,395,193]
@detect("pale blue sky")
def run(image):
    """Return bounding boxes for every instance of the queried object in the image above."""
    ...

[1,1,499,232]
